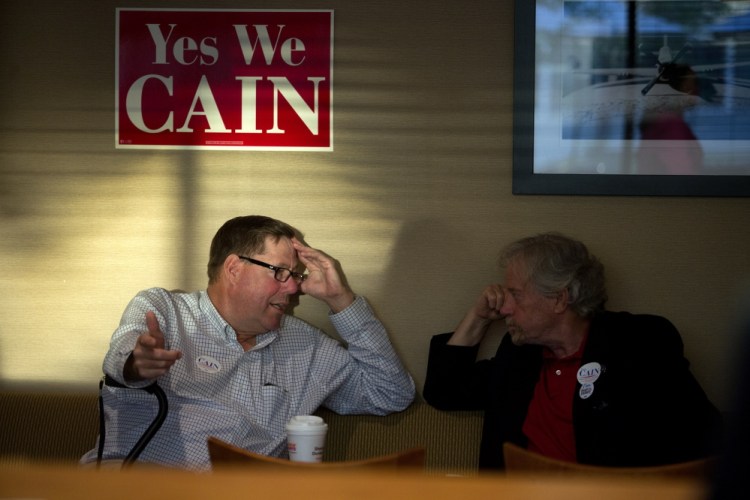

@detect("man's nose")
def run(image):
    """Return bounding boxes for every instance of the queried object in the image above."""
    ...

[283,278,300,294]
[499,297,513,316]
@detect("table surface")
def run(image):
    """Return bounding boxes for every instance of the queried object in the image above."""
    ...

[0,462,710,500]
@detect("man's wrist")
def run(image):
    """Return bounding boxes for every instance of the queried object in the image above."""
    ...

[327,290,356,313]
[122,353,142,383]
[448,314,492,346]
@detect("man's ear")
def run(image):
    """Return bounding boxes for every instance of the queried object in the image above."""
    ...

[224,254,244,284]
[554,288,570,314]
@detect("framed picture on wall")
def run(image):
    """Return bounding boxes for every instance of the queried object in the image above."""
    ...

[513,0,750,196]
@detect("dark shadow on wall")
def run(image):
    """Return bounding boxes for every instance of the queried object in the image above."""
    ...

[710,287,750,500]
[376,218,507,396]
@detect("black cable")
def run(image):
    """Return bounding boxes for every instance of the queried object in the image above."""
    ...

[96,377,106,467]
[97,374,169,468]
[122,381,168,466]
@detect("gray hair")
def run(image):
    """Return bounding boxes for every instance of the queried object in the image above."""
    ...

[499,233,607,318]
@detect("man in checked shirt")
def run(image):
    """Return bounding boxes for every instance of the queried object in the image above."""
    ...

[81,215,415,470]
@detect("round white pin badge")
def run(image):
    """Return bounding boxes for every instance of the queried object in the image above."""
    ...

[196,355,221,374]
[579,383,594,400]
[577,362,602,385]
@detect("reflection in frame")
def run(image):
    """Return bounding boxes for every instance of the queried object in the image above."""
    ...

[513,0,750,196]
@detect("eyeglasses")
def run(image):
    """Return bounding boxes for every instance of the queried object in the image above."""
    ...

[238,256,307,284]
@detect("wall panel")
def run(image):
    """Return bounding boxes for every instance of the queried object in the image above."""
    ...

[0,1,748,412]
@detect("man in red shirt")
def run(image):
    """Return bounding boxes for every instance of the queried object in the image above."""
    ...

[424,233,722,470]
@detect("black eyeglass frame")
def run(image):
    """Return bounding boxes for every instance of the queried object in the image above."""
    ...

[238,256,307,284]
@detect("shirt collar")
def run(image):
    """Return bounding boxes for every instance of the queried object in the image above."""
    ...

[198,290,234,339]
[198,290,279,348]
[542,331,589,362]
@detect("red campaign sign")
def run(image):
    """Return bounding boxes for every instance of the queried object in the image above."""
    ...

[116,9,333,150]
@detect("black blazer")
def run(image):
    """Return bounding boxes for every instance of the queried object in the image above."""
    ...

[424,311,723,470]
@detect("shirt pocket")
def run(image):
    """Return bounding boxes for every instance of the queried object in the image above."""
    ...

[256,383,291,437]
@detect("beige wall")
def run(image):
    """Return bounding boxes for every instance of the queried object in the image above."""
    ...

[1,1,749,411]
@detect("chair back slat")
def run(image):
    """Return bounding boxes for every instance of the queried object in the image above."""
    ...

[502,442,716,479]
[208,437,425,470]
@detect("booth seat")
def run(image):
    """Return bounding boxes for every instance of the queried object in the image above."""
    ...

[0,389,483,476]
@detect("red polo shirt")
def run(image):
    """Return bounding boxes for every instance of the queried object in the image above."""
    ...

[522,335,588,462]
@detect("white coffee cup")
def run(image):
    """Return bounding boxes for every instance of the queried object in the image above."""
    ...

[286,415,328,463]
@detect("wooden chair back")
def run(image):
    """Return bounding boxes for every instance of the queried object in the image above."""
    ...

[502,442,716,479]
[208,436,425,471]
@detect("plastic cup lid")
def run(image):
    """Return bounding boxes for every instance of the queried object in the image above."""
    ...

[286,415,327,431]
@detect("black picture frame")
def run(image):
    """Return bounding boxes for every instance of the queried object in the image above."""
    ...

[512,0,750,197]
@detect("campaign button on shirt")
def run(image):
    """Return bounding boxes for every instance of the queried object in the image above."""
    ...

[577,362,602,385]
[196,355,222,374]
